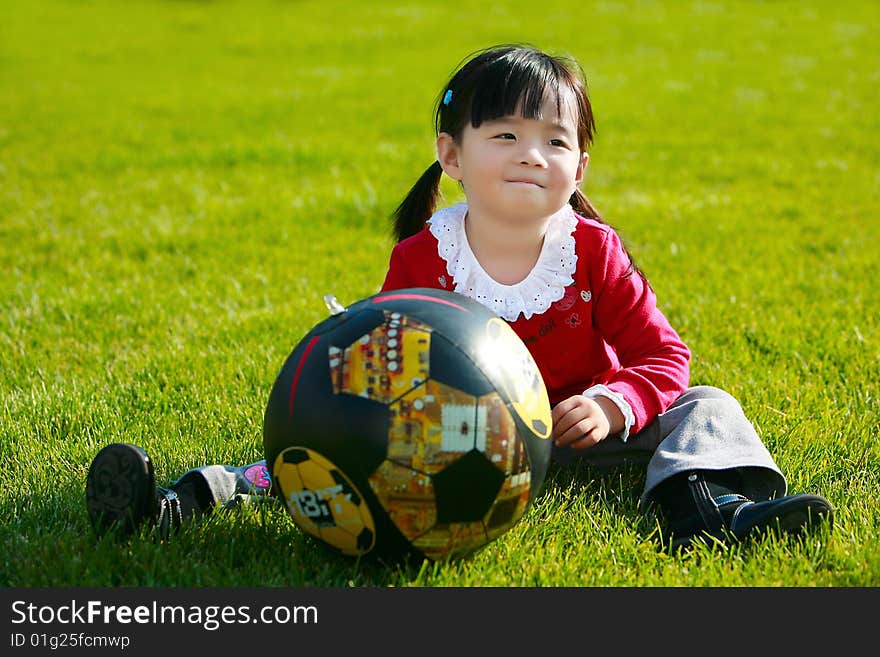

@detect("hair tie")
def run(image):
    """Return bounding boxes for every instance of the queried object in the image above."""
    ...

[442,89,453,106]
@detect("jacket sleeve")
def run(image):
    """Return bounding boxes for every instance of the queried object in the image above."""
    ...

[590,228,691,434]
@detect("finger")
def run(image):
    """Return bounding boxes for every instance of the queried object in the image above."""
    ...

[552,406,587,440]
[553,402,600,439]
[571,428,602,450]
[555,418,596,446]
[551,398,578,425]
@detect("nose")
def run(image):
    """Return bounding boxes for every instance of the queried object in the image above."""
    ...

[519,143,547,167]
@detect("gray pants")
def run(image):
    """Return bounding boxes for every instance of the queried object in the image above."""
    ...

[177,461,274,509]
[187,386,786,511]
[552,386,786,507]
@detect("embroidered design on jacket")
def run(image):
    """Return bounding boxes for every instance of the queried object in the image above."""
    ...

[553,286,578,312]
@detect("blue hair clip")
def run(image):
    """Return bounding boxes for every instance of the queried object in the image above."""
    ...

[442,89,453,106]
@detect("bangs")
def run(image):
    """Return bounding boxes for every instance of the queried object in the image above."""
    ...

[469,53,570,127]
[435,45,595,149]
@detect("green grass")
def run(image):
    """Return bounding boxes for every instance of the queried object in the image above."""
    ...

[1,0,878,587]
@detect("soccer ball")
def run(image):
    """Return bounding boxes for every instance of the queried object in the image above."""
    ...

[263,288,552,561]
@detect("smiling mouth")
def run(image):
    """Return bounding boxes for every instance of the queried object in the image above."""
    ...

[506,179,543,187]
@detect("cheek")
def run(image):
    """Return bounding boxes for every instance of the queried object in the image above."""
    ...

[461,146,496,171]
[471,154,505,179]
[565,157,585,182]
[551,158,581,184]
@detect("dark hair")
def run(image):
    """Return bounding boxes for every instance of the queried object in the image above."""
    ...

[392,43,603,243]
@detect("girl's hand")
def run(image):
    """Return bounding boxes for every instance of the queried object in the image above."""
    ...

[551,395,620,449]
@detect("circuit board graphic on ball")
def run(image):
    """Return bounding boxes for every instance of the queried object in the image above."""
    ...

[264,288,552,561]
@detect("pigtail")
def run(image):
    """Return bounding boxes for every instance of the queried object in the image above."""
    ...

[392,161,444,243]
[570,188,641,280]
[569,188,602,220]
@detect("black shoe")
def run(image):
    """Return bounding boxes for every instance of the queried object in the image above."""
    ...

[725,494,833,541]
[672,486,834,549]
[85,443,182,539]
[669,475,834,549]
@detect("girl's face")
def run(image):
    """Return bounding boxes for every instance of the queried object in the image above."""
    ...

[437,89,588,226]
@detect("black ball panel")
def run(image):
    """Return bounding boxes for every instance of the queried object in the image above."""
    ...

[433,449,506,523]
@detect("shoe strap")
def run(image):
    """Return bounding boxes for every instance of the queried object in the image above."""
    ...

[714,494,750,507]
[156,486,183,537]
[686,473,725,534]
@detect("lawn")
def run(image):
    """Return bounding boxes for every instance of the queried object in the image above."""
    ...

[1,0,878,587]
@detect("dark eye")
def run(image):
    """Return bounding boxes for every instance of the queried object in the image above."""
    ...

[550,138,567,147]
[495,133,516,140]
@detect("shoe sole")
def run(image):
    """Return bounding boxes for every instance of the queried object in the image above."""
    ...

[85,443,155,535]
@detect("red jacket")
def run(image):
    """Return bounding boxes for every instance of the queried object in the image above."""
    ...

[381,212,690,435]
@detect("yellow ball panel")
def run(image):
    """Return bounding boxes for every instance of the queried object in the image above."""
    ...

[484,475,531,541]
[329,493,368,536]
[297,458,339,492]
[368,460,436,540]
[386,380,477,475]
[335,312,433,404]
[273,453,320,536]
[319,526,363,557]
[272,447,375,556]
[412,522,489,561]
[475,392,523,474]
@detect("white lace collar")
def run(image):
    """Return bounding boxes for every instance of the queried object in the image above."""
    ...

[427,202,578,321]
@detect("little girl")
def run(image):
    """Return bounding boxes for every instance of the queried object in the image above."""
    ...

[86,44,832,550]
